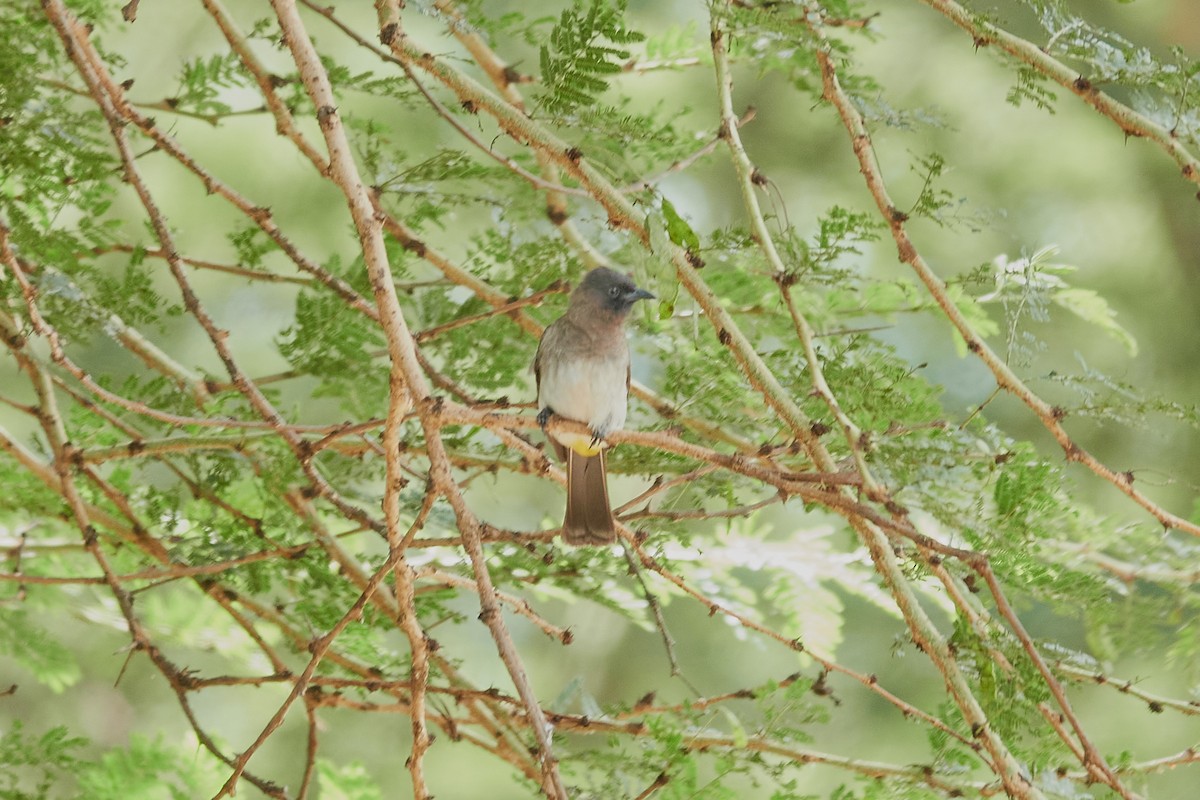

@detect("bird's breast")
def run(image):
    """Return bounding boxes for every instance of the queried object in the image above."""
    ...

[538,349,629,443]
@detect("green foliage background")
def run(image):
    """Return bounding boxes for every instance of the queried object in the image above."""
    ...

[2,0,1200,798]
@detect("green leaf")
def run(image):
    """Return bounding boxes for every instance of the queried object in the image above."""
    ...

[537,0,645,115]
[76,735,220,800]
[0,721,86,800]
[0,611,81,693]
[946,284,1002,356]
[317,760,383,800]
[660,196,700,252]
[1053,287,1138,356]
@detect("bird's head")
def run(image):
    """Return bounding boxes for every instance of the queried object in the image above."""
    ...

[576,267,655,317]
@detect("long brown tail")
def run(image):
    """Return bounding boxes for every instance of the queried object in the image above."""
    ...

[563,449,616,545]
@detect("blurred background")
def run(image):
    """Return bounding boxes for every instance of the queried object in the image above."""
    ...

[4,0,1200,797]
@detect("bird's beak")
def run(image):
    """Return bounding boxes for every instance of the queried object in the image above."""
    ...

[630,287,655,302]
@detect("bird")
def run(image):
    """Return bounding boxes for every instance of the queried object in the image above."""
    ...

[534,267,655,545]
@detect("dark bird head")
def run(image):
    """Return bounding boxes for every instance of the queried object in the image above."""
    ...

[574,267,655,319]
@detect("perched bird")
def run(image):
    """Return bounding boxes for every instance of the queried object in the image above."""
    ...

[534,268,655,545]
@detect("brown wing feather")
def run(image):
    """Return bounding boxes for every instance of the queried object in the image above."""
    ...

[533,328,545,391]
[535,320,565,462]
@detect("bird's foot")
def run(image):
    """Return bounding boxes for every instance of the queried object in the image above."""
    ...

[537,407,554,428]
[589,422,611,450]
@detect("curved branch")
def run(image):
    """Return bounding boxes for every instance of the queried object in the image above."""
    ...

[917,0,1200,189]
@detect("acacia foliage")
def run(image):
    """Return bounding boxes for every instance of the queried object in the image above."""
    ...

[1,1,1199,798]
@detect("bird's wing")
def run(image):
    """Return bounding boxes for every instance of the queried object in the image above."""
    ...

[534,316,568,392]
[533,322,550,390]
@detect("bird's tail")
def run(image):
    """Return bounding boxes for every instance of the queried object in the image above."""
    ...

[564,448,616,545]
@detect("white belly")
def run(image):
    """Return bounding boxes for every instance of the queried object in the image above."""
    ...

[538,354,628,449]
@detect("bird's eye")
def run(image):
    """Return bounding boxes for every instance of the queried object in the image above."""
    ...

[609,286,621,297]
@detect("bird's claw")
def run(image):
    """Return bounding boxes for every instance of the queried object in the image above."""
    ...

[537,407,553,428]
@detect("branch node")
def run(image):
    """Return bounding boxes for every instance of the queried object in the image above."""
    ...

[316,105,337,126]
